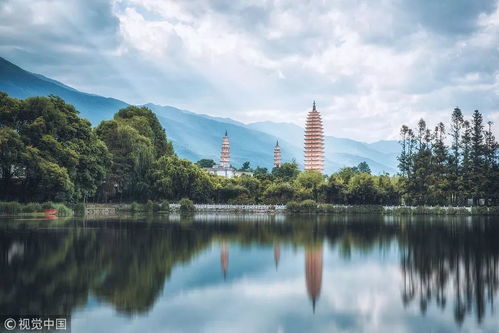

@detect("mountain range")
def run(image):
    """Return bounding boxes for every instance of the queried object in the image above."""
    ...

[0,56,400,174]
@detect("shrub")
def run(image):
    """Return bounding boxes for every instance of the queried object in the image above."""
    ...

[22,202,42,213]
[0,202,22,214]
[153,201,161,212]
[145,200,154,212]
[317,204,334,213]
[286,201,300,213]
[73,203,86,215]
[160,200,170,212]
[471,206,489,215]
[299,199,317,213]
[179,198,195,213]
[42,201,55,210]
[488,206,499,215]
[130,202,141,213]
[53,203,73,216]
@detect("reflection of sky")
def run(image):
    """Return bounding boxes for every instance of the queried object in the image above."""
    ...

[72,241,499,333]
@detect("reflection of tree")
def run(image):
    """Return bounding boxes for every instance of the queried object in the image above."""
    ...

[0,222,211,316]
[400,219,499,324]
[1,215,497,325]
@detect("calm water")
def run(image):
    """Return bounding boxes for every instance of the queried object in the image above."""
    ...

[1,214,498,333]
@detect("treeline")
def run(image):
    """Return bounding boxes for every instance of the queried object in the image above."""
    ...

[398,108,498,206]
[1,92,497,206]
[0,92,400,205]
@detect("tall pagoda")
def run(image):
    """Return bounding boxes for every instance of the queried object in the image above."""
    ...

[273,140,282,168]
[220,130,230,168]
[304,101,325,173]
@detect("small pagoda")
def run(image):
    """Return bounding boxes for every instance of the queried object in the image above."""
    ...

[204,131,253,178]
[273,140,282,168]
[304,101,325,173]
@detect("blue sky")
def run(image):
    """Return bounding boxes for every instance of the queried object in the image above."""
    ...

[0,0,498,141]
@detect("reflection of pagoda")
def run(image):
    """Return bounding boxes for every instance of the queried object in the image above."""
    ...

[304,101,325,173]
[305,246,323,312]
[274,243,280,269]
[221,242,229,280]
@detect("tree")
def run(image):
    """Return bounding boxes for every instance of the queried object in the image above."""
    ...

[0,93,110,202]
[470,110,485,203]
[114,106,174,158]
[196,159,215,168]
[357,161,371,174]
[263,182,296,204]
[152,155,214,202]
[347,173,379,204]
[240,161,251,171]
[272,161,299,182]
[428,122,449,205]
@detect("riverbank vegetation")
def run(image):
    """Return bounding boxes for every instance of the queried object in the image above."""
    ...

[1,92,497,210]
[0,201,72,216]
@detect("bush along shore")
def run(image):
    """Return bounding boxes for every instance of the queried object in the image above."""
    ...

[0,202,73,216]
[286,200,499,215]
[2,200,498,217]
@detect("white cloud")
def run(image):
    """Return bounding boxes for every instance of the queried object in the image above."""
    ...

[1,0,498,141]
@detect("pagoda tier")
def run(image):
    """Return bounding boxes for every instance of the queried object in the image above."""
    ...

[303,102,325,173]
[220,131,230,168]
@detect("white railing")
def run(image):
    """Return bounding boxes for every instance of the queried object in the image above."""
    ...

[169,204,286,211]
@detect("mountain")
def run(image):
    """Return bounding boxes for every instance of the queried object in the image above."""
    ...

[0,57,127,124]
[0,56,400,174]
[248,121,399,174]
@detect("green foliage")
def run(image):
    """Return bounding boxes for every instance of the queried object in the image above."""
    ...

[153,156,214,202]
[53,203,72,216]
[398,109,498,206]
[272,162,299,181]
[0,202,21,214]
[160,200,170,212]
[72,203,86,215]
[130,202,141,213]
[22,202,42,213]
[179,198,195,213]
[42,201,55,209]
[285,201,300,213]
[196,159,215,168]
[145,200,154,212]
[0,93,110,202]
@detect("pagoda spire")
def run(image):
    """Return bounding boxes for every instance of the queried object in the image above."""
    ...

[313,100,316,111]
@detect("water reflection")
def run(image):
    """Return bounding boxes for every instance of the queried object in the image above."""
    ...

[0,215,498,331]
[305,246,323,313]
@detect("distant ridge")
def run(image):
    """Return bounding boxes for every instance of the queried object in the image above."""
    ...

[0,56,399,174]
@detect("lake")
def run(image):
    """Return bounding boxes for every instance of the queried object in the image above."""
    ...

[1,214,498,332]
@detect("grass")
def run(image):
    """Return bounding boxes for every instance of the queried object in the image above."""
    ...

[0,201,73,216]
[285,200,498,216]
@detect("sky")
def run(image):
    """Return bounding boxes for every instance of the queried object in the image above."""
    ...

[0,0,498,142]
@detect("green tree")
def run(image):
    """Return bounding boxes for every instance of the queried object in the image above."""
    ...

[0,93,110,202]
[470,110,485,203]
[272,161,299,182]
[152,155,214,202]
[196,159,215,168]
[347,173,379,204]
[357,161,371,174]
